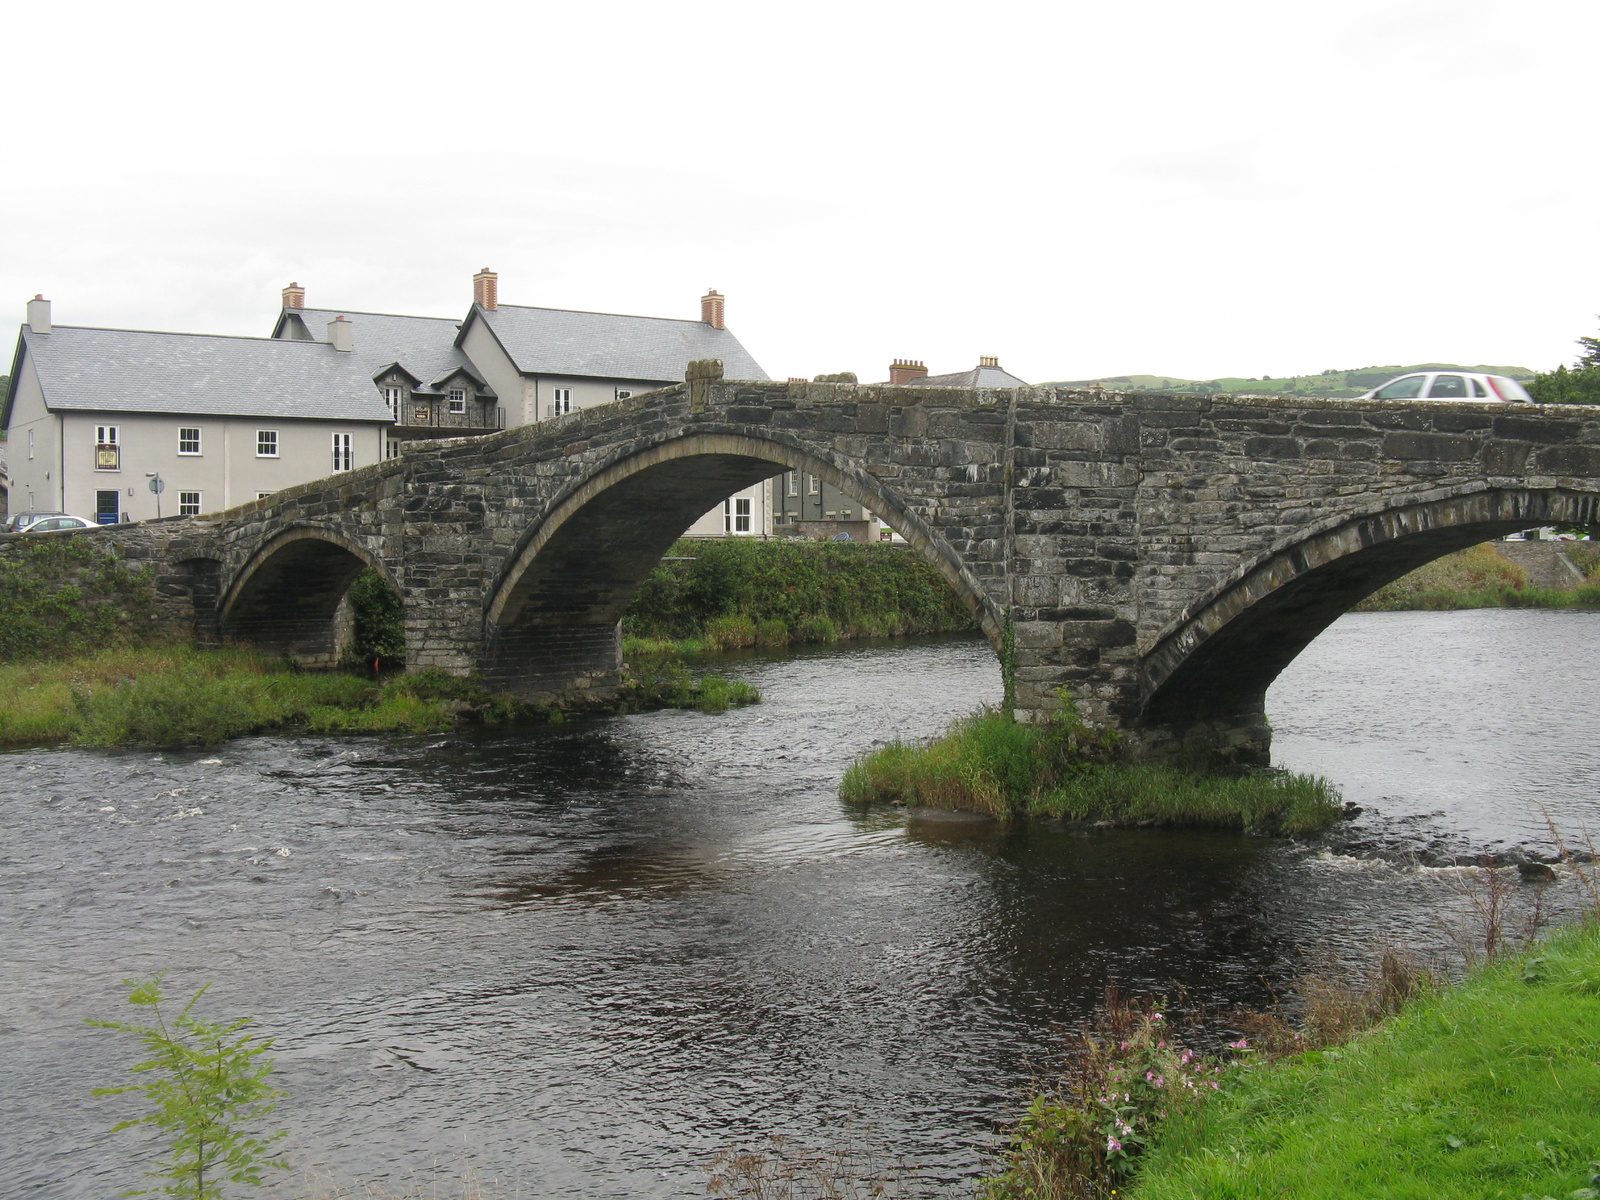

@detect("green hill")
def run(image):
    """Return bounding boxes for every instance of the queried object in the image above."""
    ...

[1044,364,1536,399]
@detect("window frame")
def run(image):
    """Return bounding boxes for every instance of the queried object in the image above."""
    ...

[94,425,121,470]
[256,429,279,458]
[787,471,798,496]
[808,473,820,496]
[178,426,202,456]
[331,432,353,474]
[382,385,404,417]
[178,490,202,517]
[448,387,467,414]
[734,496,752,533]
[552,387,574,416]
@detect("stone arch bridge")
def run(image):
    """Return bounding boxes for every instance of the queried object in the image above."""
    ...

[66,366,1600,763]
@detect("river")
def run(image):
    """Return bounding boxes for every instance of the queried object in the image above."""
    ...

[2,609,1597,1197]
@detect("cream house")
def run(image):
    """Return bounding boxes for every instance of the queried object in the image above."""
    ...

[273,272,772,537]
[4,276,774,535]
[3,298,389,523]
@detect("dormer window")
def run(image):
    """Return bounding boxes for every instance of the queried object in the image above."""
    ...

[382,384,404,416]
[448,387,467,414]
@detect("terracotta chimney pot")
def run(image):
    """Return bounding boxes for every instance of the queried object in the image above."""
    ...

[889,358,928,385]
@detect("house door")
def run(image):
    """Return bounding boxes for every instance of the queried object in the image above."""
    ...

[96,490,120,525]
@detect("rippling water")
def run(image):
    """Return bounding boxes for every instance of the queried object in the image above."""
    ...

[2,612,1597,1196]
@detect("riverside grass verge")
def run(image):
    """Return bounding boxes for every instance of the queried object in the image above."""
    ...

[840,704,1343,834]
[0,647,759,749]
[1356,541,1600,613]
[620,537,979,657]
[1126,918,1600,1200]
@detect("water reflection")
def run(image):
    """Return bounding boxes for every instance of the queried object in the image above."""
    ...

[1,617,1597,1197]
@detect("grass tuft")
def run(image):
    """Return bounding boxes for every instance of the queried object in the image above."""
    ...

[840,703,1342,832]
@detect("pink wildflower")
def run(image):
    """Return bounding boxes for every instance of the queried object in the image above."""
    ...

[1106,1135,1123,1154]
[1228,1038,1249,1050]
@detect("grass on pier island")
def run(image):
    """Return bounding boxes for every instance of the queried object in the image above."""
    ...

[1130,918,1600,1200]
[0,647,758,748]
[840,707,1342,833]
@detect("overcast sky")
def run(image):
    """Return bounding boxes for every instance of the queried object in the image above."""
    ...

[6,0,1597,384]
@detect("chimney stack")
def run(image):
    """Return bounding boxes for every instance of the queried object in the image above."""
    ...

[328,314,353,352]
[979,356,999,369]
[889,358,927,385]
[473,268,498,311]
[701,288,725,330]
[282,282,305,309]
[26,294,50,335]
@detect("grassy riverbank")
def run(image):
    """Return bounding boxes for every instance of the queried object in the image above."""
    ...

[1356,542,1600,612]
[1129,918,1600,1199]
[841,707,1343,832]
[621,537,978,656]
[0,647,759,749]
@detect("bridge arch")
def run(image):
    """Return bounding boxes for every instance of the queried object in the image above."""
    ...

[479,431,997,697]
[1137,485,1600,757]
[220,524,398,667]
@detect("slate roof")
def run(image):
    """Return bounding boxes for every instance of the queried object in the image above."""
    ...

[470,303,769,382]
[912,364,1031,388]
[277,308,493,393]
[11,326,396,422]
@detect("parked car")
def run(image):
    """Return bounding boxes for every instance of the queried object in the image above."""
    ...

[1361,371,1533,402]
[17,514,97,533]
[3,510,68,533]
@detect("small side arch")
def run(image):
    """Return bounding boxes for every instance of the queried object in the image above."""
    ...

[479,432,997,696]
[221,524,398,666]
[1137,486,1600,748]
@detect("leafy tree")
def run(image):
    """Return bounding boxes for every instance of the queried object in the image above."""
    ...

[88,976,287,1199]
[1528,320,1600,405]
[1577,321,1600,369]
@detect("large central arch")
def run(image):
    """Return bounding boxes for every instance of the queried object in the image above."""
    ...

[478,432,997,698]
[1135,486,1600,758]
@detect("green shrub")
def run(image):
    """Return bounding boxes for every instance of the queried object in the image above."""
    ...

[622,539,977,646]
[343,567,404,666]
[88,975,288,1200]
[755,618,790,648]
[0,536,162,664]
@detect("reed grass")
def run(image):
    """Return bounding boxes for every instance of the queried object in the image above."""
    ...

[840,708,1343,832]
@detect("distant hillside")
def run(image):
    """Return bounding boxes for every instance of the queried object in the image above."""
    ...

[1044,364,1537,399]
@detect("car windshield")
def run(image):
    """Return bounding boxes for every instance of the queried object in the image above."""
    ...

[1374,375,1425,400]
[1428,374,1468,398]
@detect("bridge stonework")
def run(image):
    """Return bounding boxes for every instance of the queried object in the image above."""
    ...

[41,374,1600,764]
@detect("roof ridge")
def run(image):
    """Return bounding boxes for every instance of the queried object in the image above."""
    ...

[294,306,464,324]
[492,302,722,327]
[32,324,334,346]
